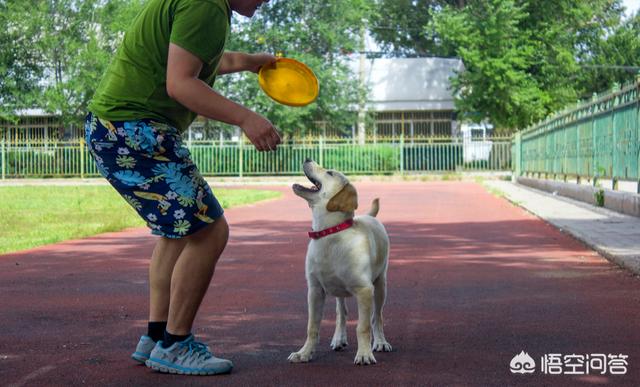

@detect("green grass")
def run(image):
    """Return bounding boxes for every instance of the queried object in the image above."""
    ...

[483,184,506,199]
[0,185,282,255]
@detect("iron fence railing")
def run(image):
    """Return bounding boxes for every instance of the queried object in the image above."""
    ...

[513,78,640,191]
[0,136,512,178]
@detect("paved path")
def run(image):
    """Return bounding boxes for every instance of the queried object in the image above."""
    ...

[2,182,640,386]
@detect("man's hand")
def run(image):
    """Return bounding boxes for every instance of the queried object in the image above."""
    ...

[245,53,277,73]
[239,112,281,152]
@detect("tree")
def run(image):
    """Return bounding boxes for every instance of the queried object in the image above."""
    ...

[432,0,627,131]
[433,0,546,130]
[0,0,144,125]
[0,0,43,121]
[35,0,145,126]
[578,11,640,94]
[519,0,625,101]
[369,0,462,57]
[368,0,630,132]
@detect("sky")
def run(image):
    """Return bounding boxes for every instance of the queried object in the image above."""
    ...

[622,0,640,18]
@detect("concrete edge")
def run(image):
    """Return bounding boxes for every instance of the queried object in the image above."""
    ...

[516,177,640,218]
[551,221,640,276]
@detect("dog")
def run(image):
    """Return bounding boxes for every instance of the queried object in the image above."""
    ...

[288,159,392,365]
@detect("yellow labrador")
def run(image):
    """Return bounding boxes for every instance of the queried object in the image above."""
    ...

[289,159,392,365]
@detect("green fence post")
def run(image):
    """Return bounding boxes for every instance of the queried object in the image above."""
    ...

[1,137,5,180]
[514,132,522,178]
[238,135,244,178]
[577,113,581,180]
[399,130,404,175]
[319,135,324,166]
[400,112,405,175]
[611,95,617,190]
[591,93,598,184]
[637,75,640,194]
[80,138,85,179]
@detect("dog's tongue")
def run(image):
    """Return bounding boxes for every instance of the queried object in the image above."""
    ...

[293,183,317,192]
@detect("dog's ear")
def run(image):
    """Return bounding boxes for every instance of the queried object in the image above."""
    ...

[326,183,358,213]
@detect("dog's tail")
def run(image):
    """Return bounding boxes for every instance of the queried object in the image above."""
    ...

[368,198,380,217]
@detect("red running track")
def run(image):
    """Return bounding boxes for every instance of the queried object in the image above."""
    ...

[2,182,640,386]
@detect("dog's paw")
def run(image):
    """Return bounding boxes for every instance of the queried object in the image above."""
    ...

[288,351,313,363]
[354,351,377,365]
[373,340,392,352]
[330,336,348,351]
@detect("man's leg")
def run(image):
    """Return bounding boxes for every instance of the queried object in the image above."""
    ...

[145,216,234,375]
[129,233,188,364]
[166,215,229,335]
[149,237,188,322]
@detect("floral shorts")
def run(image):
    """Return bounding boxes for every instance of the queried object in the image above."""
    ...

[85,112,224,238]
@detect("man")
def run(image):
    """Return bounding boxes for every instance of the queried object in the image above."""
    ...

[86,0,279,375]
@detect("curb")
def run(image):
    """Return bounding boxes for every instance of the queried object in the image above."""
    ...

[516,177,640,218]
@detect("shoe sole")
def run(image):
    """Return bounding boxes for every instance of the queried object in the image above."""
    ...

[145,359,233,375]
[131,352,149,364]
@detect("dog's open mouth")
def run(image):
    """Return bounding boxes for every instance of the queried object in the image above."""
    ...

[293,171,322,193]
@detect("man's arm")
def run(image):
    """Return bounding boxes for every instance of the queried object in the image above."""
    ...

[166,43,280,151]
[217,51,276,74]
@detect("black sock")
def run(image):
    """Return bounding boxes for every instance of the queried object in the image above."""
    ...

[147,321,167,342]
[162,330,191,348]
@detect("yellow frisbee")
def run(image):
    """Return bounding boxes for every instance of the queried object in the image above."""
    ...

[258,58,319,107]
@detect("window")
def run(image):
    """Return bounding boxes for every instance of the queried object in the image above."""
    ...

[373,111,453,138]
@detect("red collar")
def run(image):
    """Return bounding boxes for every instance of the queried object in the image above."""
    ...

[308,219,354,240]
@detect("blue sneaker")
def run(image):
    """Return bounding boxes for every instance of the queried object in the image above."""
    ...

[145,335,233,375]
[131,335,156,364]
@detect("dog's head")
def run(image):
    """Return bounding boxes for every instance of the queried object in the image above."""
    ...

[292,159,358,213]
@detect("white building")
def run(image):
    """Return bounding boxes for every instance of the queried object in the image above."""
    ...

[352,56,465,138]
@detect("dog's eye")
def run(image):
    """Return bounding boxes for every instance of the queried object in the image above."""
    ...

[327,171,334,176]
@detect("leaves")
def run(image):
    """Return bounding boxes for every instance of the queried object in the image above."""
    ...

[0,0,145,125]
[431,0,633,131]
[370,0,461,57]
[373,0,635,133]
[0,1,42,119]
[578,11,640,94]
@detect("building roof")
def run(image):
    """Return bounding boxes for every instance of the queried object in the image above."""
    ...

[15,109,58,117]
[351,57,464,111]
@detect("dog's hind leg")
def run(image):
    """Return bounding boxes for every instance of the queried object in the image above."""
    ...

[372,275,392,352]
[288,286,326,363]
[354,286,376,365]
[330,297,348,350]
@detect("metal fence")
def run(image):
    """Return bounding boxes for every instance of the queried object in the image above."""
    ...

[0,136,512,178]
[512,78,640,190]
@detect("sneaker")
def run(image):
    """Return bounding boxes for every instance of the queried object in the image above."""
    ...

[145,335,233,375]
[131,335,156,364]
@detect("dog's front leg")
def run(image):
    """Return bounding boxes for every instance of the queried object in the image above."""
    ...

[288,286,325,363]
[330,297,348,350]
[354,286,376,365]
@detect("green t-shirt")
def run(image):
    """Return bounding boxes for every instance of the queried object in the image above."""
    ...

[89,0,230,132]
